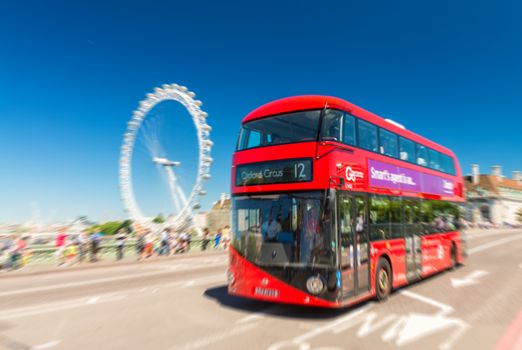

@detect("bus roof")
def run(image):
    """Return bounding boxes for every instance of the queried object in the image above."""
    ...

[241,95,455,158]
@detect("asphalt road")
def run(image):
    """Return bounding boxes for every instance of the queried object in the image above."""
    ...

[1,229,522,350]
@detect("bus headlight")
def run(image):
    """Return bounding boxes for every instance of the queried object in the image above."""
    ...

[306,275,325,295]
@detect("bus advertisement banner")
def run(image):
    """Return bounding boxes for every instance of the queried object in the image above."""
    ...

[368,159,454,196]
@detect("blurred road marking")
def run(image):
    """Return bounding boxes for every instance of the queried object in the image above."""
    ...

[235,304,281,324]
[450,270,489,288]
[400,290,453,316]
[180,274,224,288]
[31,340,62,349]
[0,272,223,320]
[0,264,225,298]
[268,305,373,350]
[87,296,100,304]
[0,294,126,320]
[236,312,265,324]
[270,292,467,350]
[468,235,522,255]
[0,272,166,298]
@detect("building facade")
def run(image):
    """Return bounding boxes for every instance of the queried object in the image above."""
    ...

[206,193,231,232]
[464,164,522,225]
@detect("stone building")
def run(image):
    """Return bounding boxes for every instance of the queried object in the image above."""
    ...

[206,193,231,232]
[464,164,522,225]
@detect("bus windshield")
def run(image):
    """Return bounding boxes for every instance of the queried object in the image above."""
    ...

[231,191,336,268]
[237,110,321,150]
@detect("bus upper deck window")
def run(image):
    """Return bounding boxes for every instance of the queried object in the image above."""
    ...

[416,144,428,166]
[247,130,262,148]
[343,114,356,146]
[321,110,343,141]
[428,148,440,170]
[358,120,378,152]
[379,128,399,158]
[399,137,415,163]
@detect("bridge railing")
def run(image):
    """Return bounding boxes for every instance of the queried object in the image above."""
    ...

[15,238,221,265]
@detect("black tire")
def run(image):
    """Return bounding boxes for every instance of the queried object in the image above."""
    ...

[375,258,392,302]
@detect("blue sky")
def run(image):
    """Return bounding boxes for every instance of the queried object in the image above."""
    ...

[1,0,521,223]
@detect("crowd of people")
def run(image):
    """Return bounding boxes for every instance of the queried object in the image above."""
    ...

[0,225,232,271]
[0,235,30,270]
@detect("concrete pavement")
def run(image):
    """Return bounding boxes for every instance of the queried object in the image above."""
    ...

[0,229,521,350]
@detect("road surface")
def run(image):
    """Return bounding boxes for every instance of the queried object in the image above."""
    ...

[1,229,522,350]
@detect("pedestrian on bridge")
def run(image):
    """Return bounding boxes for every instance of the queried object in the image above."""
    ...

[90,230,103,262]
[77,230,88,263]
[55,228,67,266]
[115,229,127,261]
[201,228,210,251]
[159,228,170,256]
[214,229,222,249]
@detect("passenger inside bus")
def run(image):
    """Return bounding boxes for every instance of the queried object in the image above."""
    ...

[300,202,323,263]
[270,133,283,145]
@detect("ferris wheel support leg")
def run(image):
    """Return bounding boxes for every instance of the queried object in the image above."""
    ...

[165,167,182,214]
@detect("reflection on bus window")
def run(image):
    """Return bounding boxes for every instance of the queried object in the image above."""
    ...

[237,110,321,150]
[343,113,356,146]
[379,128,399,158]
[399,137,415,162]
[247,130,261,148]
[321,110,343,141]
[428,148,440,171]
[417,144,428,166]
[358,119,378,152]
[231,192,335,268]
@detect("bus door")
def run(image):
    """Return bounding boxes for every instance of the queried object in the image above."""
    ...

[338,193,371,298]
[403,199,422,281]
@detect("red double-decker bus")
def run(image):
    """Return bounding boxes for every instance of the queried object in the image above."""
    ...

[228,95,466,308]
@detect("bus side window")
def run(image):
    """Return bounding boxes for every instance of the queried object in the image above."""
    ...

[399,137,415,163]
[390,197,402,238]
[416,144,428,167]
[358,120,378,153]
[321,110,343,142]
[440,154,456,175]
[247,130,262,148]
[379,128,399,158]
[343,113,356,146]
[428,148,440,171]
[369,196,390,240]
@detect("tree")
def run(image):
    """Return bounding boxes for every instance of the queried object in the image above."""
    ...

[88,221,130,236]
[152,214,165,224]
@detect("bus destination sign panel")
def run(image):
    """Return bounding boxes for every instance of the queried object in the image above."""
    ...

[236,159,312,186]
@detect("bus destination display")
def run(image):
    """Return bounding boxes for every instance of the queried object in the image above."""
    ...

[235,159,312,186]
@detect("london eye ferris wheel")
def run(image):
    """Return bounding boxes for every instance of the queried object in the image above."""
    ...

[119,84,212,231]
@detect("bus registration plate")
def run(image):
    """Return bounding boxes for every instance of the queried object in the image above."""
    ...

[254,287,279,298]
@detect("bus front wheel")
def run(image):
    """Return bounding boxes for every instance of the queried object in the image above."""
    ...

[375,258,392,302]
